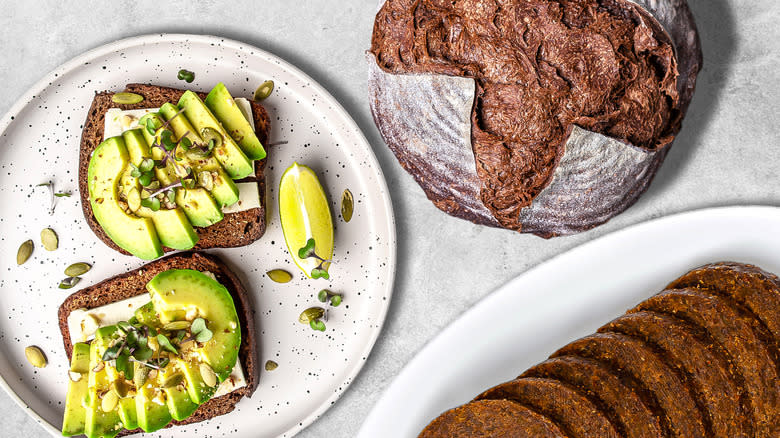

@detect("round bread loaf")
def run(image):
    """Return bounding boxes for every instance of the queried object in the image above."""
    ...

[368,0,702,237]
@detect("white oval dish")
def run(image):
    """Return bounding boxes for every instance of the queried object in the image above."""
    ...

[358,205,780,438]
[0,34,395,438]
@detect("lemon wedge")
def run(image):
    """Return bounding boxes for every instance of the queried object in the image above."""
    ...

[279,162,334,278]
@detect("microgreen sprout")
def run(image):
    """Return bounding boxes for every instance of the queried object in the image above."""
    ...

[177,69,195,83]
[317,289,342,307]
[298,238,333,279]
[299,307,327,332]
[190,318,213,343]
[54,192,72,198]
[37,181,68,215]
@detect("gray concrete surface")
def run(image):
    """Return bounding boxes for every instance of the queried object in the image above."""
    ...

[0,0,775,436]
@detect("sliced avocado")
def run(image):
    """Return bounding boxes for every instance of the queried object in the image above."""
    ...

[85,334,123,438]
[87,137,162,260]
[135,379,172,433]
[204,83,266,160]
[146,270,241,381]
[176,187,224,227]
[62,342,91,436]
[159,366,199,421]
[175,357,216,405]
[122,129,199,251]
[178,91,254,179]
[117,397,138,430]
[158,103,239,208]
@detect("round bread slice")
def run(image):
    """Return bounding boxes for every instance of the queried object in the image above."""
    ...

[601,311,749,437]
[632,289,780,436]
[368,0,702,237]
[521,356,663,438]
[418,399,566,438]
[475,377,620,437]
[551,332,706,437]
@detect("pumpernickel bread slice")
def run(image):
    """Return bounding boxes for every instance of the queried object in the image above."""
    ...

[78,83,272,256]
[57,252,258,433]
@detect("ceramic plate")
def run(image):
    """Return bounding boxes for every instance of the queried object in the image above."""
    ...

[0,34,395,437]
[358,206,780,437]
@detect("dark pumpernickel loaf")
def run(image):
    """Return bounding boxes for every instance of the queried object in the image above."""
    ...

[78,84,272,256]
[57,252,258,433]
[419,263,780,437]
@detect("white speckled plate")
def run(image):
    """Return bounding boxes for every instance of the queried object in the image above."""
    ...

[358,206,780,437]
[0,34,395,438]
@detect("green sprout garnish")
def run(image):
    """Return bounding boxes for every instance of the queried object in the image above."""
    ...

[299,307,327,332]
[298,238,332,280]
[177,69,195,83]
[317,289,343,307]
[190,317,213,343]
[310,320,326,331]
[54,192,71,198]
[156,333,178,355]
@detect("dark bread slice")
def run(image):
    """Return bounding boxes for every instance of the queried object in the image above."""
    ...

[551,332,706,438]
[474,377,620,438]
[667,262,780,362]
[78,83,272,256]
[57,252,258,433]
[521,356,663,438]
[632,289,780,436]
[418,399,566,438]
[601,311,748,437]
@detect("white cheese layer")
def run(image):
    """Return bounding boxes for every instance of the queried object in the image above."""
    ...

[66,294,247,397]
[102,98,259,214]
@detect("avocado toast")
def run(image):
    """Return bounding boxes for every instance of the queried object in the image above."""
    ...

[57,252,257,437]
[79,83,272,259]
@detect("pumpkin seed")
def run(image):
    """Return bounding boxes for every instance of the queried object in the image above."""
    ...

[267,269,293,283]
[111,92,144,105]
[59,277,81,290]
[162,373,184,388]
[163,321,190,331]
[24,346,47,368]
[101,390,119,412]
[341,189,354,222]
[41,228,58,251]
[111,380,128,398]
[254,80,274,101]
[200,127,223,149]
[200,363,217,387]
[16,240,33,265]
[65,262,92,277]
[133,363,149,388]
[298,307,325,324]
[265,360,278,371]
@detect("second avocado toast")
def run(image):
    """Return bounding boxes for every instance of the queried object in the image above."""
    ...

[79,83,272,259]
[57,252,258,437]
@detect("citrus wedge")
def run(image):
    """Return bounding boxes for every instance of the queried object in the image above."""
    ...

[279,162,334,278]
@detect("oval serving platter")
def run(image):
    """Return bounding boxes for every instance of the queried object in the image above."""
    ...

[358,206,780,438]
[0,34,395,438]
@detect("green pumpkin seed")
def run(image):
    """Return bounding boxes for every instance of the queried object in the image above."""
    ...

[254,80,274,101]
[265,360,278,371]
[133,363,150,388]
[59,277,81,289]
[24,346,47,368]
[298,307,325,324]
[111,92,145,105]
[200,127,223,149]
[341,189,354,222]
[110,380,128,398]
[16,240,33,265]
[65,262,92,277]
[200,363,217,387]
[162,373,184,388]
[162,321,191,331]
[267,269,293,283]
[41,228,58,251]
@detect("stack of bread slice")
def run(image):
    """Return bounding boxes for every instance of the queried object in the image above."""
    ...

[420,263,780,437]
